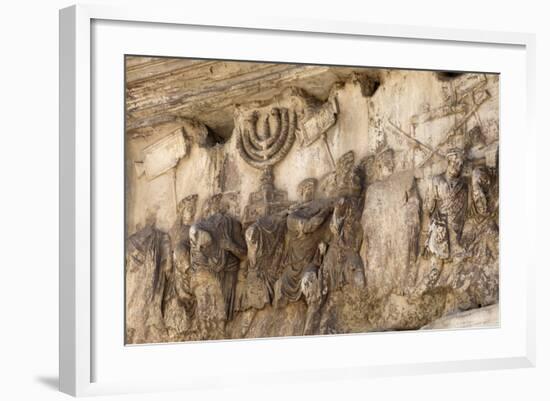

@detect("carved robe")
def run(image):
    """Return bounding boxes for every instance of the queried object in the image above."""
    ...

[450,166,499,302]
[163,221,195,338]
[321,198,365,293]
[421,173,471,293]
[125,226,171,344]
[243,215,287,310]
[274,200,332,308]
[190,213,246,330]
[170,222,194,298]
[428,173,469,255]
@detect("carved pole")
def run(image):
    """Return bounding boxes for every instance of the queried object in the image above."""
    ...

[172,167,178,218]
[387,119,441,156]
[320,132,336,169]
[417,93,490,168]
[300,96,339,170]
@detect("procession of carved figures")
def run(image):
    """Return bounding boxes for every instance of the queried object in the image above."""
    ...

[125,63,499,344]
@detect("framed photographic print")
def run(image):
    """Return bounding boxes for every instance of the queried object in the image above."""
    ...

[59,4,536,397]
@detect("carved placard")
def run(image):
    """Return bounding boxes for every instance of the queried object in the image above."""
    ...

[455,73,487,94]
[301,99,338,146]
[142,128,188,179]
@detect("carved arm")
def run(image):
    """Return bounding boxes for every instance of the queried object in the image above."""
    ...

[220,237,247,261]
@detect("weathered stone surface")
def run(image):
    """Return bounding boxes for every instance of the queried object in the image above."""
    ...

[124,57,499,344]
[361,170,421,298]
[125,217,172,344]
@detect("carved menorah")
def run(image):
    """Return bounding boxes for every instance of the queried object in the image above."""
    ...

[236,107,297,171]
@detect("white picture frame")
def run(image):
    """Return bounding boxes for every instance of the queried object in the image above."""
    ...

[59,4,536,397]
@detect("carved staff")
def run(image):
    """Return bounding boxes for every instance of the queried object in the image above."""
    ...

[319,133,336,169]
[387,89,491,169]
[387,119,445,160]
[417,90,491,167]
[300,97,339,169]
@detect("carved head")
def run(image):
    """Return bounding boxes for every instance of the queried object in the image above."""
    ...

[466,125,486,148]
[336,151,355,177]
[177,194,198,224]
[472,167,491,215]
[473,166,491,189]
[202,193,224,217]
[298,178,317,203]
[441,81,455,103]
[445,148,464,178]
[428,267,440,282]
[376,148,394,180]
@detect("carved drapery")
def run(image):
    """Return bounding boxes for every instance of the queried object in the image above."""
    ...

[125,62,499,343]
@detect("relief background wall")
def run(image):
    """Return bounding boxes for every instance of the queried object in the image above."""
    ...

[124,57,499,344]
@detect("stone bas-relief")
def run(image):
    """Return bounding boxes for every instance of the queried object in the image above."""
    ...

[125,57,499,343]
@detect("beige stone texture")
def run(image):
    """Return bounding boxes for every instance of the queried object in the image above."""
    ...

[124,57,499,344]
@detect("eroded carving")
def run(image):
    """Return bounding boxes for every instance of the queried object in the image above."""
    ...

[321,151,363,198]
[200,191,241,219]
[163,194,198,340]
[236,107,297,170]
[321,197,365,294]
[273,178,332,309]
[125,60,499,343]
[189,213,247,339]
[426,149,469,257]
[242,214,287,310]
[242,167,292,225]
[125,212,172,344]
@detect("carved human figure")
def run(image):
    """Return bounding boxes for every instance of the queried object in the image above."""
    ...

[189,212,247,339]
[375,148,395,181]
[362,147,395,185]
[320,151,364,199]
[125,211,171,344]
[426,148,468,258]
[243,214,287,310]
[419,148,469,293]
[450,165,499,300]
[300,242,328,335]
[273,178,332,308]
[471,166,498,221]
[320,197,365,295]
[164,194,198,339]
[301,196,367,335]
[335,151,362,197]
[200,193,223,219]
